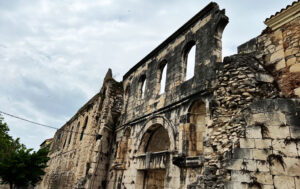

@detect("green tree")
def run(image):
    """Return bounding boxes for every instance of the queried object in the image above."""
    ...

[0,115,23,162]
[0,114,50,189]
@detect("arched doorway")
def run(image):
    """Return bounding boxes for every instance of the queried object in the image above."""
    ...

[137,124,171,189]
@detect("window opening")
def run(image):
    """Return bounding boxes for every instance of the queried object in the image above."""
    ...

[80,117,88,141]
[68,126,73,145]
[185,43,196,81]
[139,75,146,99]
[159,63,167,94]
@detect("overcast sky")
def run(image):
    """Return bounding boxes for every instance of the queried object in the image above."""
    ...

[0,0,295,150]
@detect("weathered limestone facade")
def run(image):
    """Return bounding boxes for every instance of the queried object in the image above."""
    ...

[39,70,123,189]
[39,1,300,189]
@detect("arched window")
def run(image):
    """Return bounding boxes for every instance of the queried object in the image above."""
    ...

[183,41,196,81]
[115,127,131,167]
[68,126,74,145]
[63,132,67,149]
[138,124,170,154]
[123,128,131,163]
[80,117,88,141]
[57,132,62,140]
[187,100,206,156]
[158,61,168,94]
[124,85,130,110]
[145,126,170,152]
[139,75,146,99]
[73,122,80,145]
[125,85,130,98]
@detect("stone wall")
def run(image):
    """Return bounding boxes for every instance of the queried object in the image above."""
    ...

[39,70,123,189]
[238,17,300,97]
[106,2,229,189]
[226,99,300,189]
[39,2,300,189]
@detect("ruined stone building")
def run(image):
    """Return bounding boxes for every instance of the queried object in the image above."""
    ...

[39,1,300,189]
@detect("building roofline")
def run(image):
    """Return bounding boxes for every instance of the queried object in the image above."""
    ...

[264,0,300,30]
[123,2,219,80]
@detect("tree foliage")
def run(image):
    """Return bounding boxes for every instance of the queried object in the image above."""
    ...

[0,115,22,162]
[0,114,50,189]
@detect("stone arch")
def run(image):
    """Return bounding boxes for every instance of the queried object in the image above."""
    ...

[134,116,176,154]
[180,99,207,156]
[139,124,171,154]
[115,127,132,166]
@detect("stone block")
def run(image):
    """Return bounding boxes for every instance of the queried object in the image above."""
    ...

[255,73,274,83]
[285,48,298,56]
[270,157,300,176]
[295,177,300,189]
[227,159,244,170]
[226,159,257,171]
[246,126,262,139]
[294,87,300,97]
[267,125,290,139]
[253,172,273,185]
[270,49,285,62]
[274,176,295,189]
[290,126,300,138]
[290,63,300,72]
[240,138,255,148]
[244,159,257,171]
[247,112,286,127]
[255,139,271,149]
[224,181,247,189]
[273,30,283,41]
[231,170,251,182]
[227,159,257,172]
[233,148,253,159]
[272,139,298,157]
[261,185,274,189]
[253,149,271,160]
[256,160,270,172]
[275,59,286,70]
[286,56,296,66]
[265,112,287,127]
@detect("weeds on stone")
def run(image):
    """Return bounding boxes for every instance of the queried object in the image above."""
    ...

[248,180,262,189]
[242,160,248,166]
[255,122,269,138]
[257,160,266,165]
[267,154,286,170]
[261,126,269,138]
[284,137,300,145]
[240,168,251,175]
[278,150,287,157]
[242,177,262,189]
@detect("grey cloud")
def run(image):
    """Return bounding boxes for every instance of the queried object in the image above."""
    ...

[0,0,295,150]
